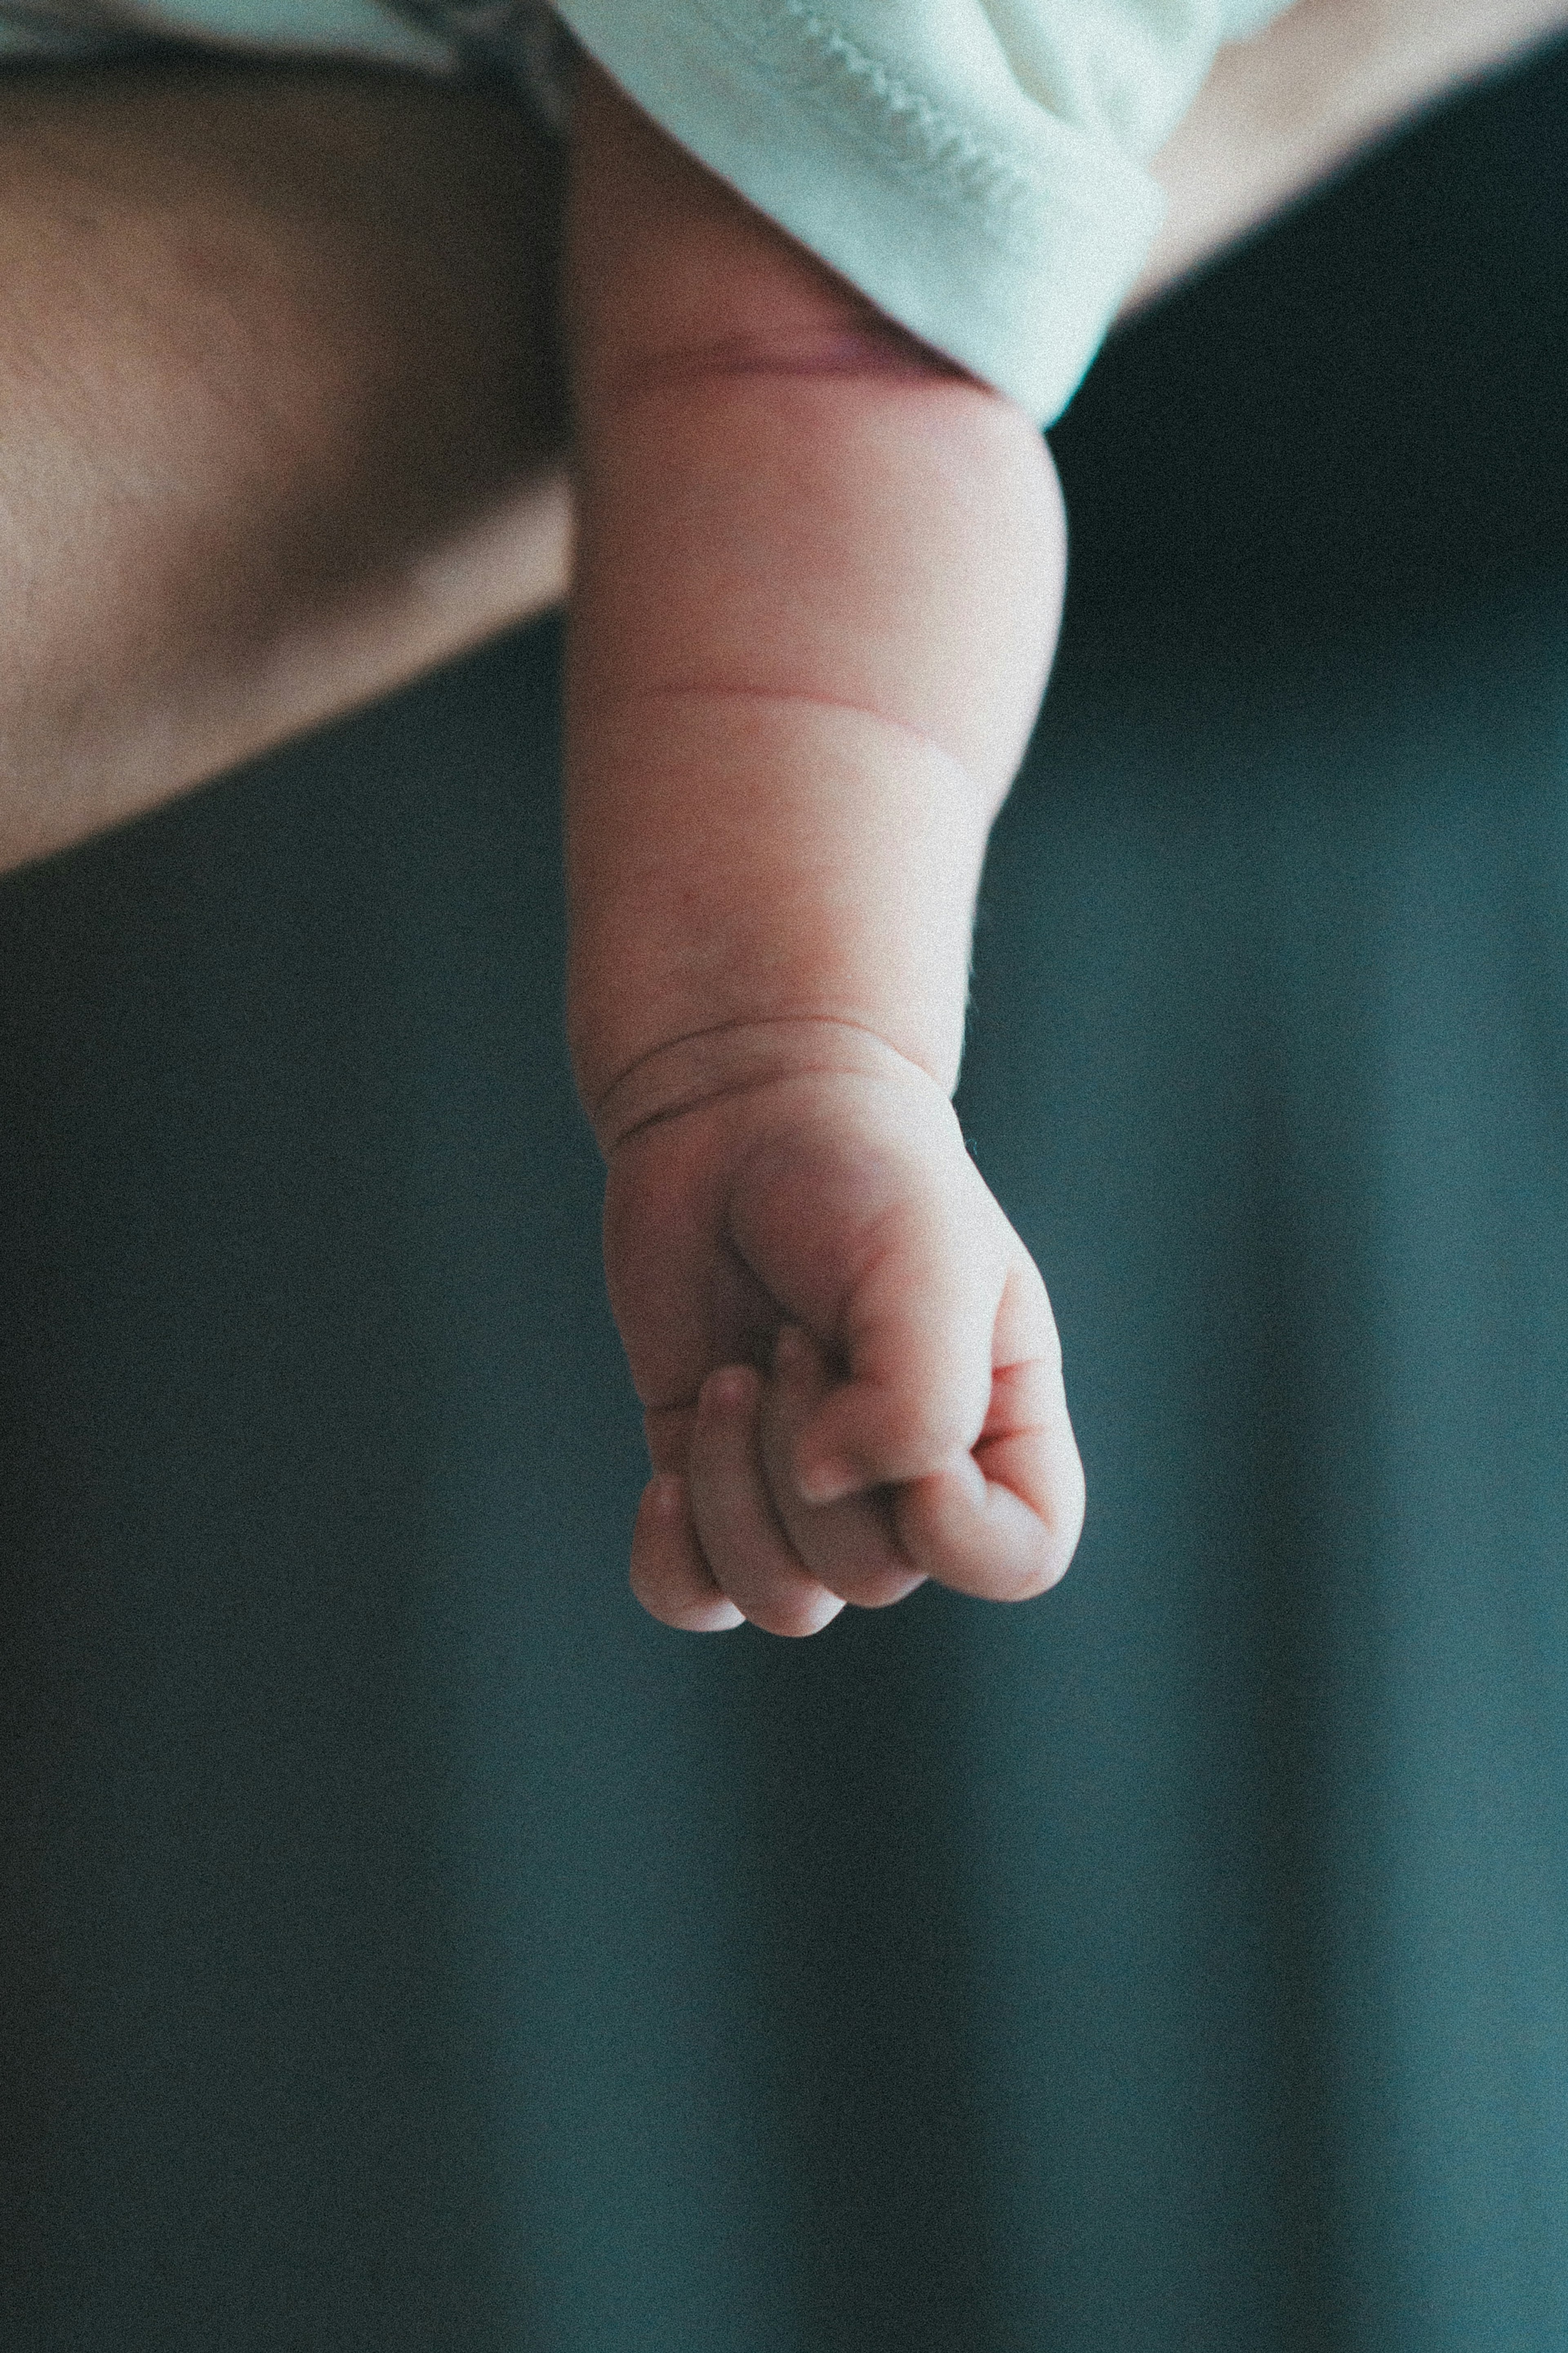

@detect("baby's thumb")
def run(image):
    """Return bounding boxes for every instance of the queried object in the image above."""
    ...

[789,1207,997,1506]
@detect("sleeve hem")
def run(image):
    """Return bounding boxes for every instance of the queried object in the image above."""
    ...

[554,0,1165,423]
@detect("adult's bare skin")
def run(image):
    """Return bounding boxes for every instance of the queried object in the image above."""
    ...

[0,62,569,873]
[4,1,1568,878]
[1137,0,1568,304]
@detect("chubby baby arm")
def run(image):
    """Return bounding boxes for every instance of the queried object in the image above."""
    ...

[566,63,1083,1633]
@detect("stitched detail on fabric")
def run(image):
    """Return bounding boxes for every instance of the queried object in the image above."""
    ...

[698,0,1053,258]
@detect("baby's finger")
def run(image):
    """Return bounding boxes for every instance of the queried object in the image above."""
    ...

[790,1185,1000,1505]
[975,1355,1085,1542]
[762,1327,926,1608]
[895,1347,1085,1601]
[689,1366,846,1638]
[629,1474,746,1632]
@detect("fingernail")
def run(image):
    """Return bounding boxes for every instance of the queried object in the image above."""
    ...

[797,1455,860,1507]
[774,1325,810,1376]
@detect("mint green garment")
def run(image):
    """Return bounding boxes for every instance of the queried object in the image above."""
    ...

[3,41,1567,2350]
[552,0,1293,416]
[0,0,1293,418]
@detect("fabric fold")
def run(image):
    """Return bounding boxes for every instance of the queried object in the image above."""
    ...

[552,0,1296,420]
[0,0,1298,419]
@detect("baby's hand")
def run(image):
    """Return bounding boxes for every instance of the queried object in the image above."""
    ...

[598,1022,1084,1635]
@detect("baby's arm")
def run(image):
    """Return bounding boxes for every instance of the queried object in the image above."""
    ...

[566,65,1084,1634]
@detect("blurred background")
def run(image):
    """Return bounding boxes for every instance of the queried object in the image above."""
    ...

[2,35,1566,2350]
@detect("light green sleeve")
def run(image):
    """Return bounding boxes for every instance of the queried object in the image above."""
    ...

[553,0,1298,421]
[0,0,1296,419]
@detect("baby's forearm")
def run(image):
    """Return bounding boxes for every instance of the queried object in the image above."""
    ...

[565,65,1063,1124]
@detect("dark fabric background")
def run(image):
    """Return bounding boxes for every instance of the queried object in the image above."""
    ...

[3,39,1566,2350]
